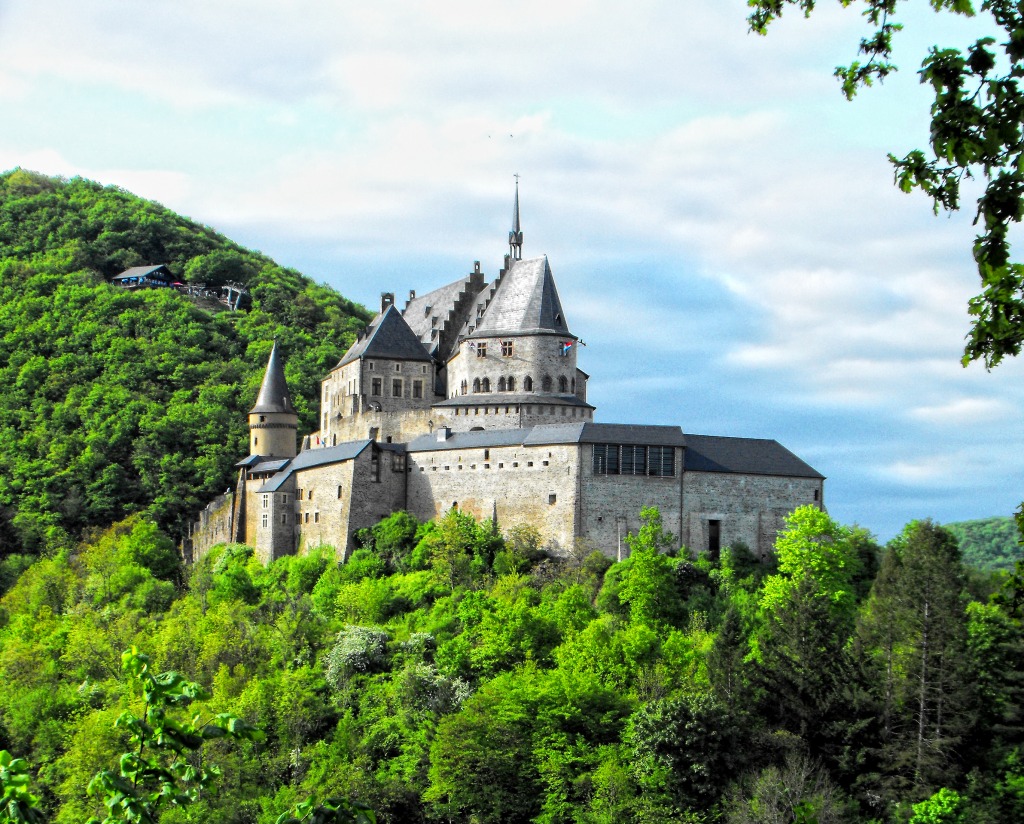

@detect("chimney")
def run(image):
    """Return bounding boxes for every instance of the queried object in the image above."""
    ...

[436,426,451,442]
[381,292,395,313]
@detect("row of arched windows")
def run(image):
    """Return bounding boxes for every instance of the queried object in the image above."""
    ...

[458,375,575,395]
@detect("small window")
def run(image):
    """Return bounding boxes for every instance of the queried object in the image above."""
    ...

[413,380,423,399]
[548,493,557,505]
[461,380,468,395]
[524,376,533,392]
[337,485,343,499]
[371,378,382,396]
[498,377,506,392]
[368,361,375,371]
[542,375,552,392]
[394,363,401,372]
[308,489,314,500]
[501,340,513,357]
[481,377,490,392]
[507,376,516,392]
[708,520,722,559]
[259,415,266,423]
[484,449,490,460]
[262,514,268,528]
[281,513,288,524]
[477,342,487,358]
[282,494,289,504]
[473,378,481,393]
[304,512,310,523]
[422,365,428,374]
[814,489,820,501]
[559,376,568,392]
[262,495,269,509]
[314,512,320,523]
[392,378,403,397]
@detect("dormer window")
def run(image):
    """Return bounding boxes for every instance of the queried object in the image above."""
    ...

[477,342,487,358]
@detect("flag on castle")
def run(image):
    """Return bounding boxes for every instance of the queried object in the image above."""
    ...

[561,341,573,356]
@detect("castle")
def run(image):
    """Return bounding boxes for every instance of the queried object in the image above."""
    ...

[187,187,824,564]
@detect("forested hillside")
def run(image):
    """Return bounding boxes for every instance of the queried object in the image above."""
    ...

[0,169,370,555]
[1,508,1022,823]
[945,516,1022,571]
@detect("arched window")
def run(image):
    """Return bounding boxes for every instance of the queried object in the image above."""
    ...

[473,378,480,393]
[559,376,568,393]
[461,380,468,395]
[498,377,506,392]
[482,377,491,392]
[524,376,533,392]
[507,376,516,392]
[542,375,552,392]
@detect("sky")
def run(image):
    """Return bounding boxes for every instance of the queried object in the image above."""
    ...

[0,0,1021,541]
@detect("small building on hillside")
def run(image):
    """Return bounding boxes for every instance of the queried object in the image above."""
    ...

[111,264,176,289]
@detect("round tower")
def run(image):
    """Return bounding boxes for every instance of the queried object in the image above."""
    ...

[249,342,298,457]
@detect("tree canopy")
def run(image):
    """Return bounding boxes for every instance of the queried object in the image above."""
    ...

[748,1,1024,367]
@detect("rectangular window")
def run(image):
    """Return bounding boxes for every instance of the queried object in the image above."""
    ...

[501,340,513,357]
[368,361,375,371]
[314,512,320,523]
[308,489,314,500]
[392,378,402,397]
[282,494,289,504]
[593,444,620,475]
[476,342,487,358]
[337,485,342,499]
[647,446,676,477]
[371,452,381,482]
[304,512,309,523]
[412,380,423,399]
[392,452,406,472]
[621,445,646,475]
[371,378,382,396]
[262,495,269,509]
[281,513,288,525]
[262,514,268,528]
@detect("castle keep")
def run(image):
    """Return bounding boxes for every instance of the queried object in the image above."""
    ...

[188,188,824,563]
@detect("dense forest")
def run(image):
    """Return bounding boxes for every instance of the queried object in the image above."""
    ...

[0,168,370,557]
[944,516,1022,571]
[0,507,1022,823]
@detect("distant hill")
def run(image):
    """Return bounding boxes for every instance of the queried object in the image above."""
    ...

[0,168,371,554]
[944,515,1022,571]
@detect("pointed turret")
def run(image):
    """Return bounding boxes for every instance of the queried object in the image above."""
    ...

[508,177,523,261]
[248,342,298,457]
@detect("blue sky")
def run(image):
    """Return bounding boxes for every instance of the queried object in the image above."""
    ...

[1,1,1021,541]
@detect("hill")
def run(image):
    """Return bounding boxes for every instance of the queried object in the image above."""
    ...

[0,168,371,554]
[944,515,1022,571]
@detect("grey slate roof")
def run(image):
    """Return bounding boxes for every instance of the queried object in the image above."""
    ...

[337,305,432,367]
[433,393,594,409]
[406,422,686,452]
[250,342,297,415]
[682,434,824,479]
[469,256,571,337]
[403,274,485,349]
[254,440,375,493]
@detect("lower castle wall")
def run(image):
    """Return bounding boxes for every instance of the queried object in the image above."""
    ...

[578,445,685,559]
[680,471,824,559]
[188,491,235,563]
[406,442,580,551]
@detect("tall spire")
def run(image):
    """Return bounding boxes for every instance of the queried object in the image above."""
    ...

[508,175,523,261]
[250,341,296,414]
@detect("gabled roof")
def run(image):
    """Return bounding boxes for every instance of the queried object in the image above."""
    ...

[405,422,686,452]
[337,304,432,367]
[254,440,376,492]
[112,264,172,281]
[403,274,487,350]
[470,256,571,337]
[250,342,296,415]
[682,434,824,479]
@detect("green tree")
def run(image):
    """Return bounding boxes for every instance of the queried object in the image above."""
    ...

[747,1,1024,366]
[0,750,45,824]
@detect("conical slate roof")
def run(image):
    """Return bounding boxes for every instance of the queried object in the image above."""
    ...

[471,255,570,337]
[337,304,432,367]
[250,342,296,414]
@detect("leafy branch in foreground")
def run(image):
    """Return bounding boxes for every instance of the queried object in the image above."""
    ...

[84,647,264,823]
[0,751,45,824]
[748,0,1024,367]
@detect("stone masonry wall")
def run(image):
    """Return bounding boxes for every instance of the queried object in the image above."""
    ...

[447,334,581,402]
[578,445,685,560]
[188,491,234,562]
[680,471,824,559]
[406,442,580,551]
